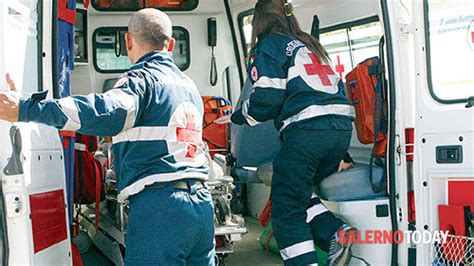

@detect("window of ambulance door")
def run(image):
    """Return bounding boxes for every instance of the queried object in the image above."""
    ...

[425,0,474,103]
[319,28,352,82]
[238,10,254,60]
[93,27,191,73]
[3,0,41,94]
[319,17,383,82]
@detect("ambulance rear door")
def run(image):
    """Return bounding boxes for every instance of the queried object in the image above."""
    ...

[0,0,72,264]
[413,0,474,264]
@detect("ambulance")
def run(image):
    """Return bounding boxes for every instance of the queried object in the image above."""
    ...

[0,0,473,265]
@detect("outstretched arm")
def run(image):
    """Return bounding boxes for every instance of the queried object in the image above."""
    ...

[0,73,147,137]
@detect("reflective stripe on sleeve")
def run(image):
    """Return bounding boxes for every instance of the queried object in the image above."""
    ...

[242,100,261,126]
[58,97,81,131]
[280,240,316,261]
[280,104,354,132]
[112,126,168,144]
[104,89,138,132]
[253,77,287,90]
[306,203,329,223]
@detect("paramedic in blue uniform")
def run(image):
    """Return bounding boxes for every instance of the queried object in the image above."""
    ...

[0,9,215,266]
[218,0,356,265]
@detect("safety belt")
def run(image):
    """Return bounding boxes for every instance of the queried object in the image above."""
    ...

[75,135,102,231]
[368,36,388,193]
[311,15,320,40]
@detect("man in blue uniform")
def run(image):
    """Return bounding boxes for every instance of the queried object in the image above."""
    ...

[0,9,214,266]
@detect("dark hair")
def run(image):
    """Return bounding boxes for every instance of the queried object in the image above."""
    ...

[250,0,329,64]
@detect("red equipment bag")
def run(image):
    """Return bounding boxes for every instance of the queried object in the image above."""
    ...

[74,134,104,205]
[259,198,272,227]
[74,134,105,229]
[346,57,388,158]
[345,37,388,193]
[202,96,232,157]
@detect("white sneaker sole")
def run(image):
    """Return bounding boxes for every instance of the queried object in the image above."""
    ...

[331,242,353,266]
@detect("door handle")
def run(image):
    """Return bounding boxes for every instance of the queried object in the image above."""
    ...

[436,145,463,164]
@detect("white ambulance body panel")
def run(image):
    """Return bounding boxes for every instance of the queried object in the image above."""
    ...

[0,123,72,265]
[325,199,392,265]
[412,0,474,264]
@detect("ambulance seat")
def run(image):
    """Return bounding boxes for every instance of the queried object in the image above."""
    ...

[103,78,119,93]
[256,161,387,201]
[230,78,281,183]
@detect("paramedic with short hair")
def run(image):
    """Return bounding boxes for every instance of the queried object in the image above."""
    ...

[0,9,215,266]
[218,0,356,265]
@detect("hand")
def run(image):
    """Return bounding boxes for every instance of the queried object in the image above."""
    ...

[337,160,353,173]
[0,74,21,122]
[6,73,17,91]
[214,114,232,125]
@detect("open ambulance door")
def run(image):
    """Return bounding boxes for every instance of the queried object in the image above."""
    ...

[413,0,474,264]
[0,0,72,264]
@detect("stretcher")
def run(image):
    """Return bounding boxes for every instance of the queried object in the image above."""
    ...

[77,143,247,265]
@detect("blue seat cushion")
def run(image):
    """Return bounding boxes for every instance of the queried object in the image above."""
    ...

[231,78,281,168]
[315,165,387,201]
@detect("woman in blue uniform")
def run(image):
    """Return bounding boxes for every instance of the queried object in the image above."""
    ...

[218,0,356,265]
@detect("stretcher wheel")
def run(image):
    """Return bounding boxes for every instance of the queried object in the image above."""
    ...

[215,196,231,225]
[216,253,228,265]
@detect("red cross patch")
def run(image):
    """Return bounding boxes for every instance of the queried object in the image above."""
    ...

[251,66,259,81]
[303,52,335,87]
[335,55,345,80]
[176,114,201,158]
[288,48,339,94]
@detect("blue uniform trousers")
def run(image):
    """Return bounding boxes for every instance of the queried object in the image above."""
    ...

[271,127,352,265]
[125,180,215,266]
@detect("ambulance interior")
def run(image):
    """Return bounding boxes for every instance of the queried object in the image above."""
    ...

[1,0,473,265]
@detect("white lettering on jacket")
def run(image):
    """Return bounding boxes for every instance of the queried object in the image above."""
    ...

[286,40,304,56]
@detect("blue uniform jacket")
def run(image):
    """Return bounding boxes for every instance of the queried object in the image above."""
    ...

[19,51,208,202]
[232,35,353,133]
